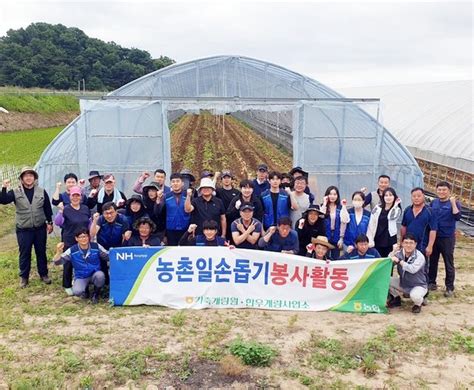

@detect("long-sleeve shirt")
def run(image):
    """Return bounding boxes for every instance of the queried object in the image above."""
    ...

[1,186,53,224]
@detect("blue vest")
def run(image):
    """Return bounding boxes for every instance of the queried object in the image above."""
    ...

[261,190,289,229]
[195,235,226,246]
[165,192,190,230]
[69,243,102,279]
[97,214,127,250]
[324,206,343,245]
[344,208,371,246]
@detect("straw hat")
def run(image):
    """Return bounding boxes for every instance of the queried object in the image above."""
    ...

[311,235,335,249]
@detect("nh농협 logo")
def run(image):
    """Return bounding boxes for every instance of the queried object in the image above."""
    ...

[115,251,148,261]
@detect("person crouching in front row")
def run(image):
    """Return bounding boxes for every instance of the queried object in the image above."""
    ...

[258,217,299,255]
[388,233,428,314]
[124,217,162,247]
[339,234,381,260]
[179,220,227,246]
[52,228,108,304]
[305,235,334,262]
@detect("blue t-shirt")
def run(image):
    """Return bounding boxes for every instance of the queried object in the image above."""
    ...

[231,218,263,249]
[402,205,437,252]
[430,199,461,238]
[97,214,130,249]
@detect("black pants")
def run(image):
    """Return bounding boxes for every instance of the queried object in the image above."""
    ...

[376,246,392,257]
[167,230,187,246]
[429,236,456,290]
[16,225,48,279]
[62,242,73,288]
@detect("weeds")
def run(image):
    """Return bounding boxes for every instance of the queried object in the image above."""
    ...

[229,338,277,367]
[170,310,186,327]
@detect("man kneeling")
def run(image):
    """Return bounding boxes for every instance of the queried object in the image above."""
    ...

[53,228,108,304]
[388,233,428,314]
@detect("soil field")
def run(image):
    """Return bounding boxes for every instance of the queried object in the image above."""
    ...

[170,112,293,179]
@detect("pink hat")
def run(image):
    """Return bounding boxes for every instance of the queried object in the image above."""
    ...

[69,186,82,196]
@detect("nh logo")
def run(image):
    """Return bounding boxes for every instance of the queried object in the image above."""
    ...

[116,252,133,261]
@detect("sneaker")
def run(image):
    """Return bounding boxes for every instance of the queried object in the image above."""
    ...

[64,287,74,296]
[422,297,428,306]
[387,296,401,308]
[444,290,454,298]
[412,305,421,314]
[40,275,52,285]
[20,277,29,288]
[428,283,438,291]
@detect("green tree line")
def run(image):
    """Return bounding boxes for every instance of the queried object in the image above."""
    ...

[0,23,175,91]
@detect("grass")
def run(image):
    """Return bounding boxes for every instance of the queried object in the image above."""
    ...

[0,94,79,113]
[0,126,63,166]
[229,338,278,367]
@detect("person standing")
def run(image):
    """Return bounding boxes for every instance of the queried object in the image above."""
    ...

[320,186,350,259]
[216,170,240,210]
[362,174,391,210]
[154,173,191,246]
[52,173,95,208]
[1,167,53,287]
[289,166,315,204]
[80,170,102,198]
[93,174,127,214]
[260,171,298,231]
[401,187,437,258]
[343,191,371,253]
[429,181,462,297]
[132,169,170,195]
[54,186,91,295]
[366,187,402,257]
[290,176,311,228]
[252,164,270,197]
[185,178,226,236]
[226,180,264,224]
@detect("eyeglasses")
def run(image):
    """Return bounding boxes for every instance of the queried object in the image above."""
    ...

[76,235,89,239]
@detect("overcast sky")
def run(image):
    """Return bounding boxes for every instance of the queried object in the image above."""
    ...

[1,1,472,88]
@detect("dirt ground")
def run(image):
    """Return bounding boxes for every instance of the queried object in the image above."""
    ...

[0,111,78,131]
[170,113,293,179]
[0,232,472,389]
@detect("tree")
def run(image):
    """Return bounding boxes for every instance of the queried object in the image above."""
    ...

[0,23,175,90]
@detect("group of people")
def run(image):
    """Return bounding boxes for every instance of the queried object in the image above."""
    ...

[1,164,461,313]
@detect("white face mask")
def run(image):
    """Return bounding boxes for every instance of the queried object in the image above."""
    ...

[352,200,364,208]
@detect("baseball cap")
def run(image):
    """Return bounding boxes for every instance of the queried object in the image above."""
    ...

[103,174,115,183]
[69,186,82,196]
[239,202,255,212]
[221,170,233,178]
[257,164,268,172]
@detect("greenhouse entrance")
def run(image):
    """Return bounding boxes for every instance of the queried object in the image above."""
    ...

[36,55,424,204]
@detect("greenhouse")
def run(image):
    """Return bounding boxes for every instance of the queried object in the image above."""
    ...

[36,55,423,204]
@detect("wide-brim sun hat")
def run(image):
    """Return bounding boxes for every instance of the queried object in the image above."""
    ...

[198,177,215,190]
[311,235,335,249]
[19,166,38,180]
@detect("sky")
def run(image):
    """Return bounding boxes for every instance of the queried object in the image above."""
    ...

[0,0,472,89]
